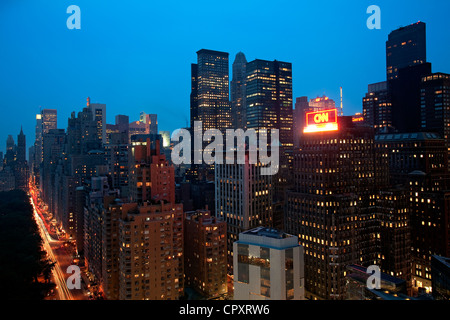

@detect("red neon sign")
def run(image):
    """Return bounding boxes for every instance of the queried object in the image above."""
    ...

[304,109,338,133]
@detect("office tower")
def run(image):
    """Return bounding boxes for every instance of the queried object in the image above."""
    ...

[407,170,450,295]
[118,200,184,300]
[16,127,26,164]
[129,134,174,204]
[375,132,448,186]
[245,59,294,169]
[285,116,387,300]
[233,227,305,300]
[376,188,411,286]
[293,97,309,148]
[41,109,58,134]
[67,108,102,155]
[386,22,427,81]
[431,255,450,300]
[140,112,158,135]
[215,154,273,271]
[40,129,66,214]
[420,73,450,169]
[184,209,227,298]
[36,109,58,169]
[190,49,231,132]
[390,63,432,132]
[115,115,130,135]
[4,135,15,167]
[105,131,129,198]
[83,176,119,289]
[14,127,28,191]
[345,265,409,300]
[231,52,247,129]
[376,131,450,295]
[87,97,107,145]
[363,81,393,133]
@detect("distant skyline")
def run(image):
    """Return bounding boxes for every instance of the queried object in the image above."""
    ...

[1,0,450,153]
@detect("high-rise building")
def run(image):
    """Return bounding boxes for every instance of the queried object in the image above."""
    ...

[231,52,247,129]
[215,154,273,271]
[420,72,450,169]
[118,200,184,300]
[129,134,174,204]
[233,227,305,300]
[245,59,293,169]
[363,81,393,133]
[386,22,427,81]
[407,170,450,295]
[36,109,58,168]
[376,188,411,286]
[87,97,107,145]
[40,128,66,214]
[431,255,450,300]
[5,135,15,167]
[140,112,158,135]
[105,131,129,198]
[13,127,28,191]
[293,97,309,148]
[190,49,231,132]
[375,131,450,295]
[16,127,26,164]
[184,209,227,298]
[390,63,432,133]
[285,116,387,300]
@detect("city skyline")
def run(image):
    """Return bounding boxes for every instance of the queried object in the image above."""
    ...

[2,1,450,153]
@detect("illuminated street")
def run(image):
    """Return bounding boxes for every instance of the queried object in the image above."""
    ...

[30,190,88,300]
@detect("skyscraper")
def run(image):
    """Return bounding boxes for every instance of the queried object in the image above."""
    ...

[129,134,174,204]
[215,154,273,271]
[14,127,28,191]
[87,97,107,145]
[231,52,247,129]
[386,22,427,81]
[420,72,450,169]
[16,127,26,164]
[285,116,387,300]
[190,49,232,132]
[363,81,393,133]
[245,59,293,168]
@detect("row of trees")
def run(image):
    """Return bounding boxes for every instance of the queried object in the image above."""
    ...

[0,190,55,300]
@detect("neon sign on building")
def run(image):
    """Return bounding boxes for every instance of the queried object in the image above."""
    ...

[303,109,339,133]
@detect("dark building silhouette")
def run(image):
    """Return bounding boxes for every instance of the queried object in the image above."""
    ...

[231,52,247,129]
[386,22,427,81]
[431,255,450,300]
[389,63,432,133]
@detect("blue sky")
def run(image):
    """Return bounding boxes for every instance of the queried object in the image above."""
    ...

[1,0,449,153]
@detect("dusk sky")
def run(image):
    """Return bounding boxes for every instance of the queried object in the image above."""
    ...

[1,0,450,153]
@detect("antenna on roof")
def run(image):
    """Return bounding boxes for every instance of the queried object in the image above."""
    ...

[339,87,344,116]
